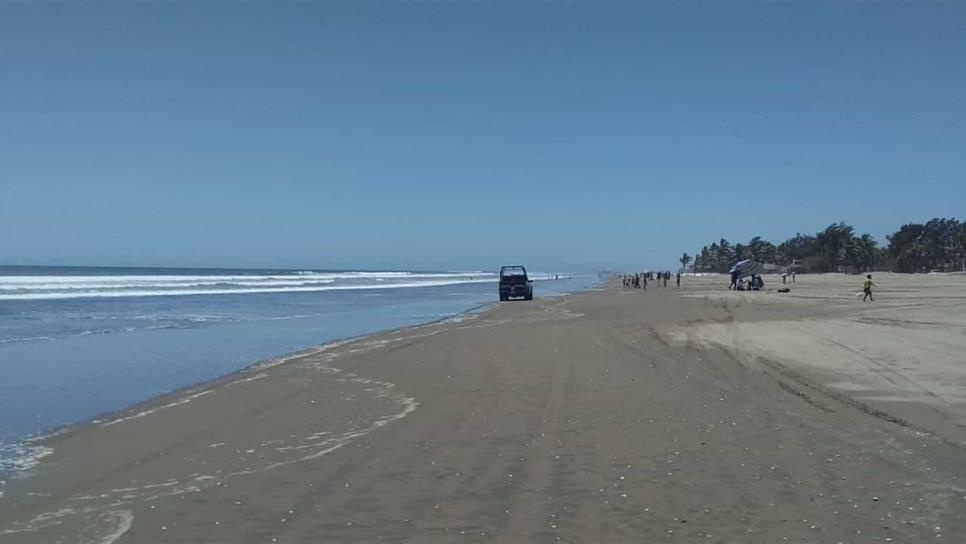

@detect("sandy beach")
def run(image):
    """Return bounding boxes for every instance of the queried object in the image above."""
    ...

[2,273,965,543]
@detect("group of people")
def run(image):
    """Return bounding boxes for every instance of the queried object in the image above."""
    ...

[731,274,765,291]
[621,269,880,301]
[620,271,681,289]
[726,270,879,301]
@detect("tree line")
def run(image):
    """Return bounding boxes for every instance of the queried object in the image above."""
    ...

[680,218,966,274]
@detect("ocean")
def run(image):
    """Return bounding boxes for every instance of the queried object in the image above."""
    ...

[0,266,595,480]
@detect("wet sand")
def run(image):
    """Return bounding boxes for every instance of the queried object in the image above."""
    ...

[1,274,965,542]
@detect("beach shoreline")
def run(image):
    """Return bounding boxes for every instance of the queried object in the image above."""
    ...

[0,297,501,481]
[0,269,596,464]
[0,283,596,487]
[2,275,965,542]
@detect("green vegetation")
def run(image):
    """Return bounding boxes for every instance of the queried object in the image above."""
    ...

[692,218,966,274]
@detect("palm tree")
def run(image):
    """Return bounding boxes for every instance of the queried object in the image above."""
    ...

[816,222,856,271]
[718,239,733,271]
[680,253,692,272]
[858,234,877,271]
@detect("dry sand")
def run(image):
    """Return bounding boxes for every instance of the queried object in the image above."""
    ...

[1,273,965,543]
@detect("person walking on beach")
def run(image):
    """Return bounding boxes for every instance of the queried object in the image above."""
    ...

[676,272,681,287]
[863,274,876,302]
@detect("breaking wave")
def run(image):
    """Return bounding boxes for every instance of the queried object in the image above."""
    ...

[0,271,500,301]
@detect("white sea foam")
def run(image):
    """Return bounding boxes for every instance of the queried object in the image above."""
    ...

[99,390,214,427]
[0,269,579,301]
[0,275,499,301]
[230,372,268,385]
[0,271,487,286]
[94,510,133,544]
[0,444,53,475]
[0,279,337,291]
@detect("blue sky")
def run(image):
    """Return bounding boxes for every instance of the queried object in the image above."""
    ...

[2,1,964,272]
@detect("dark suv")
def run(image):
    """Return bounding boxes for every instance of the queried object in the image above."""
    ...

[498,266,533,301]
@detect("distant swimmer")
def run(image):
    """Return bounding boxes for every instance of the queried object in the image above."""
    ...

[863,274,876,302]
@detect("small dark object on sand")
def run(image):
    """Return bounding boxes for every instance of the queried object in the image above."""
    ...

[778,288,790,293]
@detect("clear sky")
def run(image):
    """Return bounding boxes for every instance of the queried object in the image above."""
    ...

[2,1,964,272]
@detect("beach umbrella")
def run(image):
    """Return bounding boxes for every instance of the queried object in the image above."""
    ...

[729,259,763,279]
